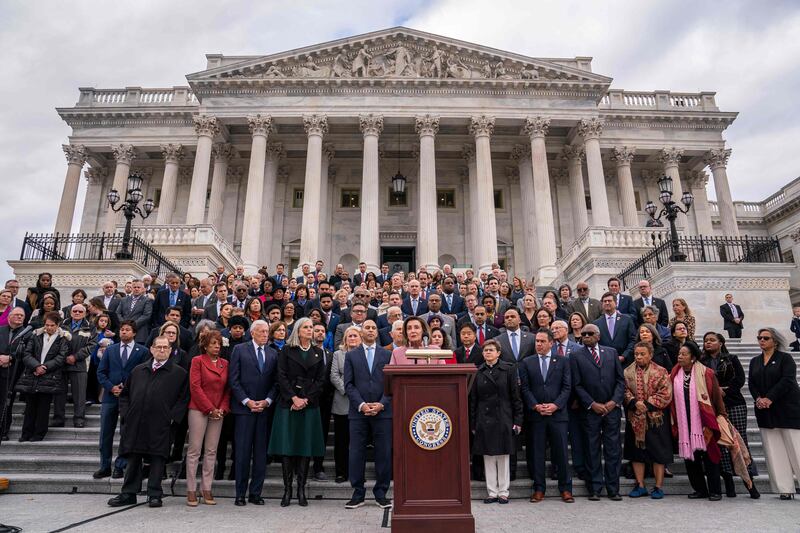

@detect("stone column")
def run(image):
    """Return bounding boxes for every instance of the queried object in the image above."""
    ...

[578,118,611,227]
[469,115,498,273]
[705,148,740,237]
[461,145,479,269]
[261,142,284,266]
[612,146,638,226]
[299,114,328,267]
[186,115,219,225]
[54,144,88,234]
[658,147,686,229]
[207,143,234,231]
[318,144,335,267]
[357,114,382,273]
[524,116,557,283]
[240,114,273,273]
[155,144,184,225]
[686,170,714,235]
[511,144,537,279]
[104,144,136,234]
[562,145,589,235]
[415,114,440,272]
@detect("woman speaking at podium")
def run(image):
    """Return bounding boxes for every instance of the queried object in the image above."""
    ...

[389,316,447,365]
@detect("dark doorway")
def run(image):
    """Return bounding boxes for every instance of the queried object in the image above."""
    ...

[381,247,416,275]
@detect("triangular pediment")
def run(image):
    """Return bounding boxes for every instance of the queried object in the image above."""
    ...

[187,27,612,86]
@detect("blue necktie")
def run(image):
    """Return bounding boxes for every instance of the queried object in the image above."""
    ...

[257,346,265,372]
[607,314,616,338]
[366,346,374,373]
[447,294,453,309]
[540,355,549,380]
[510,332,519,360]
[170,291,177,306]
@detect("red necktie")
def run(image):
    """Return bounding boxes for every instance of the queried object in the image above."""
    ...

[558,344,564,357]
[592,348,600,366]
[478,327,485,346]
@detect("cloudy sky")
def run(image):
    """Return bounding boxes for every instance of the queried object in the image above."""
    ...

[1,0,798,282]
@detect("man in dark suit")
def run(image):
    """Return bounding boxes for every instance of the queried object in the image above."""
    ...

[632,279,669,327]
[352,262,369,287]
[607,277,635,318]
[270,263,288,288]
[144,306,193,349]
[203,283,232,322]
[378,307,403,347]
[296,263,312,284]
[496,308,535,364]
[0,307,29,439]
[401,280,428,317]
[472,305,500,346]
[375,263,391,286]
[519,328,573,503]
[53,305,96,428]
[569,282,601,323]
[343,320,392,509]
[116,279,153,344]
[5,279,33,323]
[376,293,402,330]
[593,293,637,365]
[94,320,149,479]
[312,323,334,481]
[334,302,370,349]
[440,276,467,319]
[339,289,378,324]
[151,273,191,329]
[455,323,483,365]
[228,320,278,506]
[570,323,625,501]
[720,293,744,338]
[230,282,252,311]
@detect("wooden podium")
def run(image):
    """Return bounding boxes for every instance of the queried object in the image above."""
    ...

[384,364,477,533]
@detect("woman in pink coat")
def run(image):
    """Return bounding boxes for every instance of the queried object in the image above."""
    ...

[390,316,447,365]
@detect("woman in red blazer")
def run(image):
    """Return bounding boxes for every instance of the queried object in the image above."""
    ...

[186,329,230,507]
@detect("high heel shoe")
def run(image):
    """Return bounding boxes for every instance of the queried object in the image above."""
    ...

[746,482,760,499]
[186,491,198,507]
[779,493,795,500]
[202,490,216,505]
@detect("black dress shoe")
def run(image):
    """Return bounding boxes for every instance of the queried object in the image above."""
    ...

[93,468,112,479]
[148,497,162,507]
[687,492,708,499]
[248,495,265,505]
[335,475,347,484]
[608,493,622,501]
[588,493,601,501]
[234,497,247,506]
[708,494,722,501]
[107,494,137,507]
[483,497,499,504]
[112,467,124,479]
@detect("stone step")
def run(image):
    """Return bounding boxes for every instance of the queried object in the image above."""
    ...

[1,472,777,498]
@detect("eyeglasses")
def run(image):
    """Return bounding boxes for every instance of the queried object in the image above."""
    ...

[576,287,588,292]
[581,332,597,337]
[756,336,772,341]
[152,345,171,351]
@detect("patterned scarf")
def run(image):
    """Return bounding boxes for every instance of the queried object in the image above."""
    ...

[624,362,672,448]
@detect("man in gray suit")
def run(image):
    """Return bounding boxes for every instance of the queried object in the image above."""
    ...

[191,277,216,322]
[419,293,456,346]
[496,308,536,364]
[569,282,601,323]
[116,279,153,343]
[203,282,231,321]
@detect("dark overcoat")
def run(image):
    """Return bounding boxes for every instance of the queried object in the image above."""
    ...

[276,345,326,408]
[16,328,70,394]
[469,360,523,455]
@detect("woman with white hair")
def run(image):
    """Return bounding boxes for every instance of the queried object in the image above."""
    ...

[748,327,800,500]
[267,317,326,507]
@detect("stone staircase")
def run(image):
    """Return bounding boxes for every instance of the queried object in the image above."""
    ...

[1,342,795,499]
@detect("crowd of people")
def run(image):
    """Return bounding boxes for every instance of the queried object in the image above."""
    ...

[0,263,799,509]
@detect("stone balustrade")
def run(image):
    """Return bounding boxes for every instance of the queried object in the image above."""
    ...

[77,87,198,107]
[709,201,765,218]
[558,226,669,269]
[600,89,718,112]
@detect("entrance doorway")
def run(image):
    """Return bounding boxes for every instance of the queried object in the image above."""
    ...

[381,247,415,275]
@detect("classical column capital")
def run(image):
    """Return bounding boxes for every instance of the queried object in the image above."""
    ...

[62,144,88,166]
[561,144,585,162]
[111,144,136,165]
[522,116,550,139]
[303,114,328,136]
[211,142,235,163]
[84,165,107,184]
[414,114,439,137]
[461,144,475,162]
[359,114,384,136]
[248,114,275,137]
[265,141,285,161]
[577,118,604,140]
[685,169,710,188]
[704,148,732,170]
[160,143,185,164]
[469,115,495,138]
[657,147,684,168]
[550,167,570,185]
[510,143,532,163]
[193,115,220,138]
[611,146,636,166]
[323,143,336,161]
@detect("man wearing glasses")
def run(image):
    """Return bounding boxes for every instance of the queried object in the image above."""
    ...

[335,303,369,349]
[52,304,96,428]
[569,282,601,322]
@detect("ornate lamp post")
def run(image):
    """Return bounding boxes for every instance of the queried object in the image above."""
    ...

[106,173,154,259]
[392,170,407,196]
[645,175,694,262]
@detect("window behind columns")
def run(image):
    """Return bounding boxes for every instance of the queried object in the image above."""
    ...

[388,187,407,207]
[292,189,304,208]
[341,189,360,208]
[494,190,504,210]
[437,189,456,208]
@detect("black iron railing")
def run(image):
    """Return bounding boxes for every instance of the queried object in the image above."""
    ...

[618,234,782,290]
[19,232,183,279]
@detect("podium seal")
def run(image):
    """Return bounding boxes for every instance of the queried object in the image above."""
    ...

[409,406,452,450]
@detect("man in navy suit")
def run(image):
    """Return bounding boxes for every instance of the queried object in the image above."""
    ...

[593,293,637,365]
[343,320,392,509]
[519,328,573,503]
[607,277,635,318]
[570,324,625,501]
[440,276,467,319]
[94,320,149,479]
[375,263,391,286]
[228,319,278,506]
[151,273,191,329]
[401,280,428,317]
[631,280,669,327]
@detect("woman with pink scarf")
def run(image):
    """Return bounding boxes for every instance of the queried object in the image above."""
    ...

[670,341,727,501]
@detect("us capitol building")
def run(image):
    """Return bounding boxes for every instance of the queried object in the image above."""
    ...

[10,27,800,336]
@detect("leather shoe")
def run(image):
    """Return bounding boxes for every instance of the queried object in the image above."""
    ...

[561,491,575,503]
[608,493,622,501]
[248,495,265,505]
[708,494,722,501]
[687,492,708,499]
[588,493,601,501]
[530,491,544,502]
[93,468,111,479]
[112,467,124,479]
[234,497,247,506]
[483,497,498,504]
[148,497,162,508]
[107,494,136,507]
